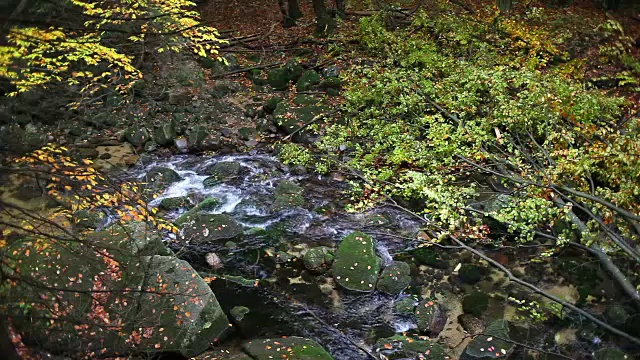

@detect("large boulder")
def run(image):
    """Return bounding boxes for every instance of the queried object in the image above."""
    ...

[154,119,178,147]
[6,235,230,358]
[175,197,221,225]
[203,161,242,186]
[267,67,291,90]
[376,261,411,294]
[179,213,243,244]
[124,124,151,147]
[243,337,333,360]
[332,232,381,292]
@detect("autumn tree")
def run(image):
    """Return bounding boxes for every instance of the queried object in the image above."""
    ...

[0,0,224,107]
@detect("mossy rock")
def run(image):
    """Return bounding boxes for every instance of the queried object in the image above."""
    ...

[296,70,321,91]
[284,59,304,83]
[175,197,221,225]
[243,337,333,360]
[458,264,484,284]
[264,97,282,114]
[179,213,243,243]
[303,246,335,273]
[411,247,448,269]
[394,298,416,315]
[124,124,151,147]
[144,167,181,191]
[332,232,380,292]
[365,213,392,227]
[319,77,342,90]
[7,239,228,358]
[267,67,291,90]
[159,196,192,211]
[376,261,411,294]
[88,221,172,256]
[462,291,490,317]
[293,94,318,106]
[154,119,177,147]
[463,320,514,359]
[204,161,242,185]
[230,306,250,322]
[273,102,327,143]
[415,298,447,336]
[375,335,447,359]
[272,180,305,211]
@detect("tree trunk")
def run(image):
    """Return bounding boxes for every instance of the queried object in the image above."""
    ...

[277,0,297,27]
[312,0,335,37]
[602,0,622,10]
[0,318,20,360]
[497,0,513,12]
[288,0,303,20]
[335,0,345,18]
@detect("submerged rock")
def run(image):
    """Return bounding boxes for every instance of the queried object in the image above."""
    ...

[463,319,514,359]
[411,247,448,269]
[179,213,243,243]
[375,334,447,359]
[462,291,490,317]
[272,180,305,211]
[243,337,333,360]
[394,298,416,315]
[332,231,381,292]
[376,261,411,294]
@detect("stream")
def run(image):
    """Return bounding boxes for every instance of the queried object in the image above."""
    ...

[125,152,626,360]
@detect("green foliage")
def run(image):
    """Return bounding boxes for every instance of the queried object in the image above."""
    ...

[302,6,638,256]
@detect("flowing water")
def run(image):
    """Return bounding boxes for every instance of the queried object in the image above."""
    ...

[133,153,427,359]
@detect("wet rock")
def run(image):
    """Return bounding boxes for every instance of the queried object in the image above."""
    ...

[272,180,305,211]
[458,264,484,284]
[376,261,411,294]
[296,70,321,91]
[243,337,333,360]
[332,231,380,292]
[230,306,250,322]
[154,119,177,147]
[415,298,447,336]
[462,291,489,317]
[205,252,224,270]
[180,213,243,244]
[412,247,448,269]
[463,320,514,359]
[175,197,221,225]
[593,347,629,360]
[459,314,485,334]
[124,124,151,147]
[375,334,447,359]
[203,161,241,186]
[159,196,191,211]
[144,166,181,191]
[322,65,341,78]
[365,213,392,227]
[394,298,416,315]
[303,246,335,273]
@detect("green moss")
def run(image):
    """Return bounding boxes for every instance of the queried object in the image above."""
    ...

[332,231,380,292]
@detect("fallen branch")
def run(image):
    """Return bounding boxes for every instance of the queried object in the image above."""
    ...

[212,62,283,78]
